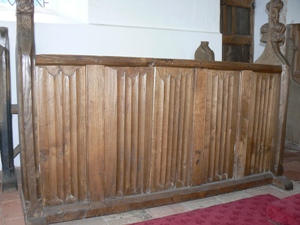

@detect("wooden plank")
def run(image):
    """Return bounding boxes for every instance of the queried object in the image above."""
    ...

[244,72,257,175]
[75,67,87,201]
[61,70,73,204]
[152,67,194,190]
[209,71,218,181]
[191,69,207,186]
[221,0,254,8]
[203,71,212,183]
[104,67,118,198]
[260,75,271,172]
[225,72,239,178]
[86,65,105,202]
[252,75,262,174]
[263,74,275,172]
[36,67,47,205]
[54,71,64,203]
[115,67,155,195]
[234,71,252,178]
[214,71,224,180]
[181,70,194,186]
[35,55,282,73]
[222,35,252,45]
[69,71,79,200]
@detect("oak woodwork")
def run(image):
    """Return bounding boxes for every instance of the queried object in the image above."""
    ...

[16,0,292,224]
[255,1,291,185]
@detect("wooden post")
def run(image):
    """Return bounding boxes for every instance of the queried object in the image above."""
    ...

[16,0,47,224]
[0,27,17,191]
[255,0,293,190]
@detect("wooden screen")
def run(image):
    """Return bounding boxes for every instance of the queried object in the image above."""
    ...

[32,64,281,207]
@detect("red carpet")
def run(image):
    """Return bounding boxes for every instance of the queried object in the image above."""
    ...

[267,193,300,225]
[130,194,279,225]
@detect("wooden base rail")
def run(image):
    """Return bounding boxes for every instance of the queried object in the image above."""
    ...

[15,0,293,224]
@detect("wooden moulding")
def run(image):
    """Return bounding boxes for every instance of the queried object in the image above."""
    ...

[35,54,282,73]
[0,27,17,191]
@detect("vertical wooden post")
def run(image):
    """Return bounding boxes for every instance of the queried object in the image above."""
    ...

[16,0,46,224]
[255,0,293,190]
[0,27,17,191]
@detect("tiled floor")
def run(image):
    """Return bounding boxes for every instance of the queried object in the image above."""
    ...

[1,143,300,225]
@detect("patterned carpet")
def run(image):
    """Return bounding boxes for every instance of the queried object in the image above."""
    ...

[130,194,279,225]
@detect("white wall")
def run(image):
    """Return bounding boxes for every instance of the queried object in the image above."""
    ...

[0,0,221,168]
[286,0,300,24]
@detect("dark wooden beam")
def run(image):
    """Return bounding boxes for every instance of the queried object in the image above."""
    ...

[0,27,17,192]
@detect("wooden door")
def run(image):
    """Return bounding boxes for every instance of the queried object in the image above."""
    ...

[221,0,255,63]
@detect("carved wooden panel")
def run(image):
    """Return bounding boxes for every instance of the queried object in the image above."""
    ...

[34,66,87,206]
[192,69,240,185]
[151,68,194,191]
[86,66,155,201]
[33,65,281,208]
[242,72,280,175]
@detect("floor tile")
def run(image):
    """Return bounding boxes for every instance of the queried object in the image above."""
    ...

[56,217,108,225]
[183,197,224,210]
[145,203,190,218]
[103,210,150,221]
[283,170,300,181]
[1,191,21,202]
[247,186,289,199]
[283,155,300,163]
[2,200,24,220]
[3,217,25,225]
[283,161,300,171]
[215,190,252,203]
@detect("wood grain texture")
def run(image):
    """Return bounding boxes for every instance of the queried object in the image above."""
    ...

[151,67,194,191]
[16,0,44,218]
[203,70,239,183]
[35,55,281,73]
[32,62,284,216]
[35,66,87,206]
